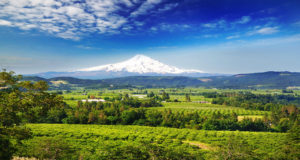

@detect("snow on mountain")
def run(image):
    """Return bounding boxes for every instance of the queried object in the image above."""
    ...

[32,55,217,79]
[77,55,204,74]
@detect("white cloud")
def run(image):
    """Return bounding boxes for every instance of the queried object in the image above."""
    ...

[134,21,144,26]
[0,19,12,26]
[248,27,279,35]
[202,34,218,38]
[148,45,177,49]
[150,26,158,31]
[0,0,171,40]
[226,35,240,39]
[130,0,163,17]
[76,45,101,50]
[203,16,251,30]
[202,23,216,28]
[150,23,191,32]
[233,34,300,47]
[236,16,251,24]
[202,19,226,29]
[157,3,178,12]
[119,0,133,7]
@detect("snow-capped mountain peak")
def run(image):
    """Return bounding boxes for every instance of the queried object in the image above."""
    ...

[77,54,204,74]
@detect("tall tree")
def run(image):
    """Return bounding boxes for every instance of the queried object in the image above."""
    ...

[162,91,170,100]
[185,93,191,102]
[0,69,64,160]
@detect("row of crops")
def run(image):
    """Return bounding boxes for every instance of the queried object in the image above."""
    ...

[151,102,268,115]
[157,108,268,115]
[17,124,286,159]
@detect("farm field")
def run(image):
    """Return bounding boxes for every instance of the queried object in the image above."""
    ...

[62,89,270,121]
[237,115,264,121]
[151,102,268,115]
[17,124,287,159]
[2,70,299,160]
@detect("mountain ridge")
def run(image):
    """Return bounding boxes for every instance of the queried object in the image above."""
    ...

[77,54,204,74]
[31,55,220,79]
[24,71,300,89]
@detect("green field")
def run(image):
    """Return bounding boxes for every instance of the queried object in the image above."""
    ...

[62,89,270,117]
[17,124,287,159]
[151,102,268,115]
[2,76,298,160]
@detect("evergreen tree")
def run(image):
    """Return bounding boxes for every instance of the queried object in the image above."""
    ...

[185,93,191,102]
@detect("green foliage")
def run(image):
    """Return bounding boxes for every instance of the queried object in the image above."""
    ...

[0,70,65,159]
[185,93,191,102]
[215,134,256,160]
[16,124,287,160]
[2,70,300,159]
[147,91,155,98]
[211,91,300,111]
[161,91,170,100]
[18,137,78,160]
[278,122,300,159]
[0,134,14,160]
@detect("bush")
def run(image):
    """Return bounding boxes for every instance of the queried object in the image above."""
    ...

[18,137,78,160]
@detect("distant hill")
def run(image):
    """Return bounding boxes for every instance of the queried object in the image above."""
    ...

[23,71,300,89]
[205,71,300,89]
[22,76,47,81]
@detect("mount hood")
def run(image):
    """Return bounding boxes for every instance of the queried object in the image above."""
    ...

[33,55,218,79]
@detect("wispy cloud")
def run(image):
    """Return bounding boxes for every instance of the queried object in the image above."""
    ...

[75,45,98,50]
[157,3,178,12]
[149,23,191,32]
[0,0,173,40]
[0,19,12,26]
[148,46,178,50]
[293,20,300,27]
[236,16,251,24]
[202,19,226,29]
[226,35,240,39]
[202,34,219,38]
[130,0,163,17]
[202,16,251,30]
[248,27,279,35]
[231,34,300,47]
[201,15,281,39]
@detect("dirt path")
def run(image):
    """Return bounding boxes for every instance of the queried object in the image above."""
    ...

[183,141,213,150]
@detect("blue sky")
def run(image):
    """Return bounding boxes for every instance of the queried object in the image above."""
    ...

[0,0,300,74]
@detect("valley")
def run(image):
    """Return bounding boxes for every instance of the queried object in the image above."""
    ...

[1,0,300,159]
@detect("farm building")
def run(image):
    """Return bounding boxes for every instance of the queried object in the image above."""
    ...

[131,95,147,98]
[82,99,106,102]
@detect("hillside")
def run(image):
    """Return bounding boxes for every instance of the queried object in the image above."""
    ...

[24,71,300,89]
[206,71,300,89]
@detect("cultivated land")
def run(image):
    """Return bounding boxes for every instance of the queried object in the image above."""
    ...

[1,71,299,160]
[19,123,286,159]
[14,87,293,159]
